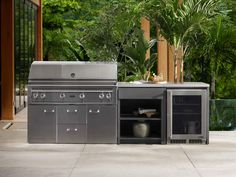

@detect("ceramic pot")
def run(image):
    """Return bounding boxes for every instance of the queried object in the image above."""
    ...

[133,122,150,138]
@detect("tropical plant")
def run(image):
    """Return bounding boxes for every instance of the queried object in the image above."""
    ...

[66,40,90,61]
[84,0,145,61]
[145,0,223,82]
[42,0,80,60]
[120,29,157,81]
[185,16,236,98]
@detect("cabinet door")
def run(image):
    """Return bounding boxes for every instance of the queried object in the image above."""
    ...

[87,105,117,143]
[57,105,86,124]
[28,105,56,143]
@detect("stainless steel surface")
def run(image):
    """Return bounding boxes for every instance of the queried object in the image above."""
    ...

[87,105,117,144]
[118,82,209,88]
[167,89,208,144]
[29,61,117,80]
[28,61,118,144]
[28,105,56,143]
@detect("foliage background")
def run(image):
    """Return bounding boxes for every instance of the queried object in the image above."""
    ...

[42,0,236,100]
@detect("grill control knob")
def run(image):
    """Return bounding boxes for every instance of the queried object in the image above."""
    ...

[79,93,85,99]
[32,93,38,99]
[106,93,112,99]
[60,93,66,99]
[99,93,104,99]
[40,93,46,99]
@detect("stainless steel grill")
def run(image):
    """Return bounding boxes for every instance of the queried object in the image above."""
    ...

[28,61,117,144]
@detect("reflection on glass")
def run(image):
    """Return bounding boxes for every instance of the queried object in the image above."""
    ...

[172,96,202,134]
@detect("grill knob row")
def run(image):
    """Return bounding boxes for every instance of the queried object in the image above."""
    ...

[99,93,112,99]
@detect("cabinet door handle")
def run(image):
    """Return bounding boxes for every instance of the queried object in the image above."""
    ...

[67,109,78,113]
[88,109,100,114]
[44,109,55,113]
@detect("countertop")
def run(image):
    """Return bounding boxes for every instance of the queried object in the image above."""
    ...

[118,82,209,88]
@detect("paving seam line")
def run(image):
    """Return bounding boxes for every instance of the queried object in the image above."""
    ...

[181,145,202,177]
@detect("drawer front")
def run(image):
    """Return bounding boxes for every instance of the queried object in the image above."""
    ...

[119,88,165,99]
[57,124,86,143]
[57,105,86,124]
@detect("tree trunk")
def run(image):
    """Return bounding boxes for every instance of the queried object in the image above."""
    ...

[174,49,178,83]
[211,72,216,99]
[180,58,184,83]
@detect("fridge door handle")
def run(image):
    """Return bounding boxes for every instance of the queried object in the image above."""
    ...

[167,90,173,139]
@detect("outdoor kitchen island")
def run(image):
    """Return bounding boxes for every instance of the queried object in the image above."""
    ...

[27,61,209,144]
[118,82,209,144]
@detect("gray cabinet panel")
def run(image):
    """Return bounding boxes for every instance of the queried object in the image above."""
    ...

[119,88,165,99]
[57,105,86,124]
[57,124,86,143]
[28,105,56,143]
[87,105,117,143]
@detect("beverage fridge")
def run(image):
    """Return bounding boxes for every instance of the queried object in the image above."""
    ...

[167,89,209,144]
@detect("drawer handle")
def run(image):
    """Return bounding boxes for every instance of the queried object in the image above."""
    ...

[66,128,70,132]
[67,109,78,113]
[74,128,78,131]
[44,109,55,113]
[89,109,100,114]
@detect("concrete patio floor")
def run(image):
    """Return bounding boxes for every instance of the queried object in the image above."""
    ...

[0,108,236,177]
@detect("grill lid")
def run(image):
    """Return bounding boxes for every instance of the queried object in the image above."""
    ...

[29,61,117,80]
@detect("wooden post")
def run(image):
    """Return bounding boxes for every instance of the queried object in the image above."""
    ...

[157,34,168,81]
[141,17,150,59]
[36,0,42,61]
[167,45,174,82]
[1,0,15,120]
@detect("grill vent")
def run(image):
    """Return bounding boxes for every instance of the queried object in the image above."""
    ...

[171,139,186,144]
[189,139,204,144]
[170,139,204,144]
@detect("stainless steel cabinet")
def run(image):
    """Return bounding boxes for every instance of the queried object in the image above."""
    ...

[57,105,87,143]
[118,87,166,144]
[87,105,117,143]
[28,105,56,143]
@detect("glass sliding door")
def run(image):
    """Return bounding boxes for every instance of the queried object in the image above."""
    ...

[14,0,37,113]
